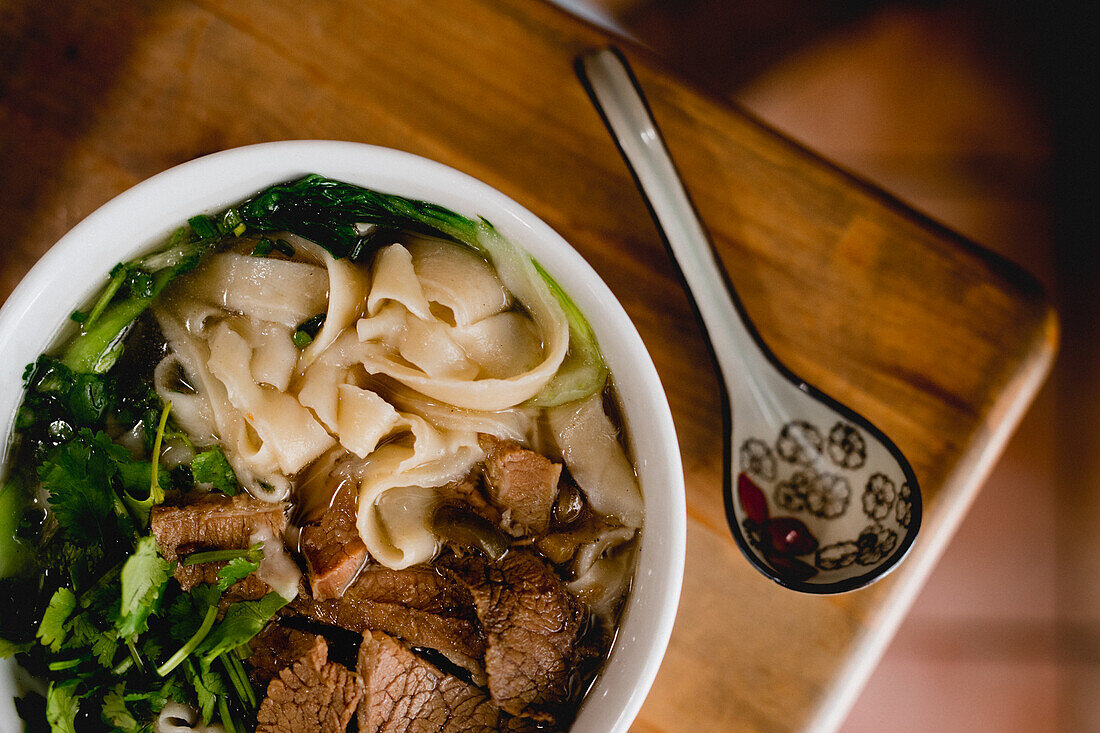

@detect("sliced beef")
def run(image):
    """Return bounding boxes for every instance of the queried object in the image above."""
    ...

[247,624,328,686]
[150,493,287,591]
[256,634,364,733]
[292,564,487,686]
[447,551,588,721]
[300,481,368,600]
[357,631,499,733]
[480,437,561,534]
[438,472,501,525]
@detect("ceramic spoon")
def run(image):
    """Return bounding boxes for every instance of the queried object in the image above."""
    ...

[578,47,921,592]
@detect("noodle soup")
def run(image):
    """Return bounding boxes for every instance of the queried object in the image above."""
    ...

[0,172,648,732]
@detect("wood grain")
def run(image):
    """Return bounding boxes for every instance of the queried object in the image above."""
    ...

[0,0,1055,730]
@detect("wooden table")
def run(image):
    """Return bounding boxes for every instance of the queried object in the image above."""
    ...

[0,1,1056,730]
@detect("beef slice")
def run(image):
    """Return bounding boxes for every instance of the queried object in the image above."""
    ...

[150,492,286,591]
[358,630,499,733]
[300,479,368,601]
[293,564,487,686]
[447,551,587,720]
[480,437,561,534]
[256,634,364,733]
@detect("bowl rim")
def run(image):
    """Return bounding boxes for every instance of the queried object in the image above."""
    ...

[0,140,687,733]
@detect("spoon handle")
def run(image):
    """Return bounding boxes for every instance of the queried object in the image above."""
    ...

[577,48,765,394]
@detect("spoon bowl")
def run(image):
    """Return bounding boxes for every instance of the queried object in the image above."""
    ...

[578,47,921,592]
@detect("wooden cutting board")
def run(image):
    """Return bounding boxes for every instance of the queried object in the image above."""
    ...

[0,0,1055,730]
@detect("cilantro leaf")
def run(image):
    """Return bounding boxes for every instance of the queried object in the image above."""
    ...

[37,588,77,652]
[164,584,222,644]
[92,630,121,669]
[116,536,170,639]
[217,556,261,592]
[191,448,239,496]
[45,679,80,733]
[102,684,140,733]
[41,439,117,544]
[197,592,289,666]
[184,660,226,725]
[65,611,120,668]
[0,637,32,659]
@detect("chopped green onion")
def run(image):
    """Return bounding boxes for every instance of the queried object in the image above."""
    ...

[221,653,256,709]
[232,223,247,237]
[273,238,295,257]
[69,310,88,323]
[250,238,274,257]
[292,313,325,349]
[297,314,326,336]
[188,214,218,239]
[181,542,263,566]
[219,207,243,234]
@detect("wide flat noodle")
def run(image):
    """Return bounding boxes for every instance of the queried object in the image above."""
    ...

[547,392,644,528]
[340,414,483,569]
[450,311,542,379]
[367,243,432,320]
[288,233,370,369]
[406,235,509,326]
[236,318,298,391]
[355,234,569,411]
[206,322,335,475]
[185,252,327,327]
[151,228,638,576]
[155,304,289,500]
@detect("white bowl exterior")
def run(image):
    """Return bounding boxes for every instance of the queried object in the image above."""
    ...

[0,141,686,733]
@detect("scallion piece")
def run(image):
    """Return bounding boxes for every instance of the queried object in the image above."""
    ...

[188,214,218,239]
[273,238,295,257]
[292,313,326,349]
[250,239,274,257]
[181,542,263,567]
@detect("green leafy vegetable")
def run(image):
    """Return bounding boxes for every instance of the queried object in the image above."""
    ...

[0,478,32,578]
[156,604,217,677]
[190,447,240,496]
[41,430,135,545]
[185,658,226,725]
[526,261,608,407]
[45,679,81,733]
[197,592,289,666]
[238,173,481,259]
[187,214,218,239]
[38,588,77,652]
[62,220,220,375]
[216,556,261,592]
[0,637,32,659]
[115,537,170,640]
[101,685,141,733]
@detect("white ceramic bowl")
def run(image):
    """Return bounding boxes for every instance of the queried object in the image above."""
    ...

[0,141,686,732]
